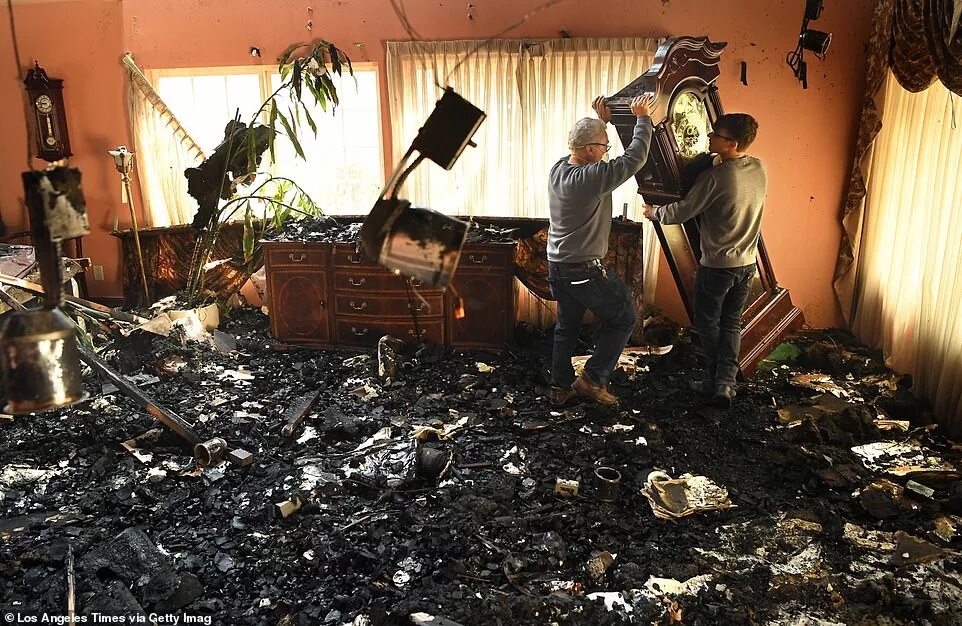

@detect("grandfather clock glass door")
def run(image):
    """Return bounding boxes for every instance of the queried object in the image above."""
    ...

[608,36,803,375]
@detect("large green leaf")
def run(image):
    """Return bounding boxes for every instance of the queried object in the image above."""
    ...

[303,106,317,136]
[313,74,328,111]
[278,42,303,69]
[320,73,339,106]
[292,100,301,126]
[329,43,341,75]
[268,101,278,164]
[276,108,305,160]
[292,59,303,102]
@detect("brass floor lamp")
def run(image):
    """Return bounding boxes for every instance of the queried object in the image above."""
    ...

[108,146,150,304]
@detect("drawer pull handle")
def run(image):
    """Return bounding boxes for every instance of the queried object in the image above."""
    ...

[288,252,307,262]
[410,279,423,287]
[348,277,366,287]
[351,327,369,336]
[407,329,424,337]
[469,254,487,264]
[348,254,362,264]
[409,304,425,313]
[350,301,367,310]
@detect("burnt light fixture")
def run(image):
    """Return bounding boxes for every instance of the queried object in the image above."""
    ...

[359,88,485,288]
[786,0,832,88]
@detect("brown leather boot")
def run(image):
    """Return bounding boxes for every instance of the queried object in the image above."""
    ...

[548,385,575,406]
[572,374,619,406]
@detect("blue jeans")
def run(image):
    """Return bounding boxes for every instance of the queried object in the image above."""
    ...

[693,264,756,388]
[549,261,637,388]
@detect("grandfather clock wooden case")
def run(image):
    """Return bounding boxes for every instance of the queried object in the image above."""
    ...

[609,36,804,375]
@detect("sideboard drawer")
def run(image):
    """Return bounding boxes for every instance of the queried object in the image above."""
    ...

[332,244,382,269]
[335,316,445,347]
[459,247,512,270]
[265,245,329,268]
[334,293,444,318]
[333,271,439,292]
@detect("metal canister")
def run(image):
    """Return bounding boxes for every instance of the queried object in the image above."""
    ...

[595,467,622,502]
[194,437,228,466]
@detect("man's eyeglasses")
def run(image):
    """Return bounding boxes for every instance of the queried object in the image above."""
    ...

[584,142,611,151]
[708,131,736,142]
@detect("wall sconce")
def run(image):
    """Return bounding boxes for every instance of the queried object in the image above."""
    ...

[249,47,261,57]
[787,0,832,88]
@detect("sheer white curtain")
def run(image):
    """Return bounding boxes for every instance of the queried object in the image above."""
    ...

[386,40,524,215]
[123,54,204,227]
[853,72,962,436]
[386,37,661,317]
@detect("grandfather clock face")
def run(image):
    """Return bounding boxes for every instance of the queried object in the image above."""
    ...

[23,63,72,162]
[669,90,712,159]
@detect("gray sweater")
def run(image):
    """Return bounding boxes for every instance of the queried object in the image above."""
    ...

[547,117,653,263]
[654,156,767,269]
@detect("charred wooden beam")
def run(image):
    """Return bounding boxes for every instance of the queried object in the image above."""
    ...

[0,272,147,324]
[281,390,322,437]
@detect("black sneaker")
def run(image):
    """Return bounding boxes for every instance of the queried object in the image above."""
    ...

[710,384,736,408]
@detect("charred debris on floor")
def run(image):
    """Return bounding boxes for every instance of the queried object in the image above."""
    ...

[1,305,961,625]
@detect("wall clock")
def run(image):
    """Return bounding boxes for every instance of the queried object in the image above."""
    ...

[23,62,72,162]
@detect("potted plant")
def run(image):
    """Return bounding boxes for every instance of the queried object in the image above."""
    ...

[176,39,354,319]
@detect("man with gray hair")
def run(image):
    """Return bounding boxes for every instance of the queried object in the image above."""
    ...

[547,94,656,406]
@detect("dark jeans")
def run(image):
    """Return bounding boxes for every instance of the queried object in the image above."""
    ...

[693,264,756,388]
[549,261,637,388]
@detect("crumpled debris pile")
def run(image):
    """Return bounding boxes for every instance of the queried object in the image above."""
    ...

[1,318,960,625]
[271,218,517,246]
[640,470,733,520]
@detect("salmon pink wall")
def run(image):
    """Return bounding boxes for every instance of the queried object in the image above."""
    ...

[1,0,873,327]
[1,0,127,297]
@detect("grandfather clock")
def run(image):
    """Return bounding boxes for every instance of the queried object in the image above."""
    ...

[23,62,72,162]
[608,36,804,376]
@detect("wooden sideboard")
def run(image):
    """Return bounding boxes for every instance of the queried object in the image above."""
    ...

[263,240,515,349]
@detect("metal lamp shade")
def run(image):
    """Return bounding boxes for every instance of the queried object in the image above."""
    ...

[800,30,832,56]
[0,308,86,414]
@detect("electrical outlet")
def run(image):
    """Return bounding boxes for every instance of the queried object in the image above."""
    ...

[92,265,104,281]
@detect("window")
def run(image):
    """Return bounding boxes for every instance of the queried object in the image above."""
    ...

[152,64,384,217]
[385,38,663,319]
[852,73,962,429]
[385,39,660,221]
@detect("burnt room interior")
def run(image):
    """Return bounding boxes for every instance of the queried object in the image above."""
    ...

[1,0,962,624]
